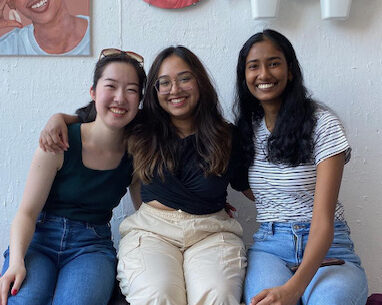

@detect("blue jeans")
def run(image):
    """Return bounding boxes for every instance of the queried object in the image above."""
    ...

[244,221,368,305]
[2,212,117,305]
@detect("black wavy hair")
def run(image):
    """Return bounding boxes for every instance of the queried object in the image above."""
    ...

[233,29,317,168]
[76,53,146,125]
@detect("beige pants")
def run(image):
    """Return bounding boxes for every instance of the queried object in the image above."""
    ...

[117,204,247,305]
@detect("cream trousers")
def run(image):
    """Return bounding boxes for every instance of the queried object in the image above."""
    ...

[117,204,247,305]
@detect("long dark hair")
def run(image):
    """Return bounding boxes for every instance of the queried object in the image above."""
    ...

[233,29,317,168]
[76,53,147,124]
[129,46,231,183]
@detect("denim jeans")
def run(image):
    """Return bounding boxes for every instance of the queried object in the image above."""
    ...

[244,221,368,305]
[2,212,117,305]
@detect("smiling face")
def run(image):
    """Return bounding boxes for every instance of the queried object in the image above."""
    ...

[156,55,200,126]
[245,39,292,107]
[9,0,65,25]
[90,62,140,130]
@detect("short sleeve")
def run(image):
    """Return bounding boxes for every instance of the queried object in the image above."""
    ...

[229,127,250,192]
[313,110,351,165]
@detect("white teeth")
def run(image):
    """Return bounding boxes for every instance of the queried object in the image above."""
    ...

[257,83,275,89]
[170,98,184,104]
[110,108,126,114]
[31,0,47,9]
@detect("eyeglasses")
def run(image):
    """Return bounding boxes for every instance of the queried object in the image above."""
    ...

[99,48,144,66]
[154,72,195,95]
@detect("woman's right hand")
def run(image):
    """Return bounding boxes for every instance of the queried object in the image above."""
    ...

[250,284,300,305]
[0,0,22,29]
[0,263,26,305]
[39,113,69,153]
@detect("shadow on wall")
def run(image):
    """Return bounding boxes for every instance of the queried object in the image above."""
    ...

[110,191,136,249]
[227,186,258,248]
[274,0,380,32]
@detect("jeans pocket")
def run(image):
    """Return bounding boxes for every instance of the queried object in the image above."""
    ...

[220,232,247,269]
[331,230,354,250]
[89,225,112,239]
[117,233,145,295]
[253,228,269,242]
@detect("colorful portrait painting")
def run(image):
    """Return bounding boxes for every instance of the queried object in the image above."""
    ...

[0,0,90,56]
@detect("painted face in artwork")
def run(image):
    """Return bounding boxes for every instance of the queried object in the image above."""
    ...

[245,39,292,106]
[90,62,140,130]
[9,0,65,24]
[156,55,200,125]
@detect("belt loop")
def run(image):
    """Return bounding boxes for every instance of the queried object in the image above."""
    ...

[41,210,46,223]
[267,222,274,235]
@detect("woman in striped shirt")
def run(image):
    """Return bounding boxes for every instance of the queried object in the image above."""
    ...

[234,29,368,305]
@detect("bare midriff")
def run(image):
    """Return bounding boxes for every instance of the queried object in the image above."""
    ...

[146,200,176,211]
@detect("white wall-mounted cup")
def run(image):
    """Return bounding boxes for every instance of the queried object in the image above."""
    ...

[250,0,280,20]
[320,0,352,20]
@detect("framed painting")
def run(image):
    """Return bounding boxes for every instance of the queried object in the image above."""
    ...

[0,0,90,56]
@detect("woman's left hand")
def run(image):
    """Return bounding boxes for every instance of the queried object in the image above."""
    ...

[0,0,22,29]
[250,285,299,305]
[224,202,237,218]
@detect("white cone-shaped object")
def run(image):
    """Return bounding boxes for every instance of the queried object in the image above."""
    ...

[320,0,352,20]
[250,0,280,20]
[9,9,22,23]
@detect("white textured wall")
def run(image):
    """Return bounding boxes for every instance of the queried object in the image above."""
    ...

[1,0,381,294]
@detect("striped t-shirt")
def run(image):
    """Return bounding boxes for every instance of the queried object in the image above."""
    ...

[248,108,350,222]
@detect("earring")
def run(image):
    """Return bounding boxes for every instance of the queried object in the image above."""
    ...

[9,9,22,23]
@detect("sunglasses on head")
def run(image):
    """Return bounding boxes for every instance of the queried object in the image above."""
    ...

[99,48,144,66]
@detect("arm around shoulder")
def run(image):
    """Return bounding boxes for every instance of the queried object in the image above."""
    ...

[39,113,79,153]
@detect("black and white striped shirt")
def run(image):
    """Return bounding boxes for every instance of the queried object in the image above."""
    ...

[249,108,350,222]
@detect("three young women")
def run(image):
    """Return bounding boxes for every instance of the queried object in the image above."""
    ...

[234,29,368,305]
[0,51,146,305]
[33,30,368,305]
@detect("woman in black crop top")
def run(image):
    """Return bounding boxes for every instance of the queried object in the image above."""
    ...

[116,46,250,305]
[0,51,146,305]
[38,46,251,305]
